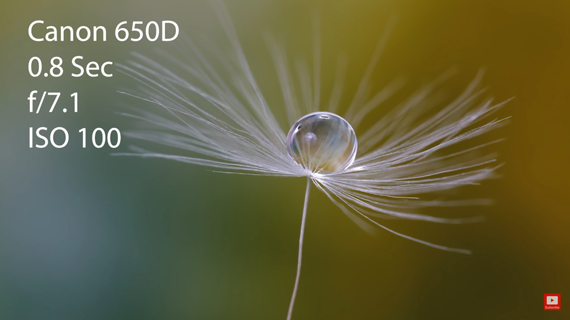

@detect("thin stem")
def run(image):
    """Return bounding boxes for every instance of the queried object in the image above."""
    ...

[287,177,311,320]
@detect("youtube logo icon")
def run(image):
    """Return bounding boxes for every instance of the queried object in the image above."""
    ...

[544,294,561,310]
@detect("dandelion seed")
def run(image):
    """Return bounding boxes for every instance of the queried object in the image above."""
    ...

[116,2,509,319]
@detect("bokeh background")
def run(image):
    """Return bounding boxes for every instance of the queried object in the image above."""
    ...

[1,0,569,319]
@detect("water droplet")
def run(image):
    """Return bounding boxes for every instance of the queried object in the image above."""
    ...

[286,112,357,174]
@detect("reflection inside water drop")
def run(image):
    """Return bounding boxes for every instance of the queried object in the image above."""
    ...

[286,112,357,174]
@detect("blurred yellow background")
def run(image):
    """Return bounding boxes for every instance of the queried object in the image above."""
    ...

[1,0,569,319]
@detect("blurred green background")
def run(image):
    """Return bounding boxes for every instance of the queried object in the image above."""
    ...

[1,0,569,319]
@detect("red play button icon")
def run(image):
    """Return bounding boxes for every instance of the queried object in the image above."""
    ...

[544,294,561,310]
[547,296,557,304]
